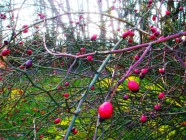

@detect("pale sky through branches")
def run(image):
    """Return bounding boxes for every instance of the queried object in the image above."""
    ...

[2,0,167,41]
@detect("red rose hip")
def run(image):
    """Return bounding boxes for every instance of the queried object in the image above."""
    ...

[127,80,139,92]
[140,115,147,123]
[158,92,165,99]
[54,118,61,124]
[63,93,69,98]
[98,102,113,119]
[154,104,160,111]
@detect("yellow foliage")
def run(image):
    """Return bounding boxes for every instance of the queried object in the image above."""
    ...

[9,89,23,100]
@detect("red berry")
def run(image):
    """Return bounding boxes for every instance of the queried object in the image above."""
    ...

[90,34,97,41]
[39,134,44,139]
[165,10,170,15]
[19,65,25,69]
[127,80,139,92]
[63,93,69,98]
[134,55,139,60]
[117,28,120,31]
[141,68,148,75]
[175,38,181,43]
[123,94,129,100]
[158,92,165,99]
[154,104,160,111]
[38,13,45,19]
[128,38,133,43]
[19,41,23,45]
[148,0,152,5]
[1,49,10,56]
[26,49,32,55]
[80,47,85,52]
[152,15,156,21]
[149,34,156,40]
[140,115,147,123]
[129,31,135,37]
[98,102,113,119]
[159,68,165,74]
[154,31,160,37]
[90,86,94,90]
[87,55,93,61]
[179,7,183,11]
[0,14,6,19]
[64,82,69,86]
[122,31,130,39]
[151,27,157,33]
[71,127,76,132]
[134,69,140,74]
[57,86,62,90]
[54,118,61,124]
[73,129,78,135]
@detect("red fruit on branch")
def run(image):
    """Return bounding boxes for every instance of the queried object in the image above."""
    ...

[90,34,97,41]
[19,65,25,69]
[57,86,62,90]
[127,80,139,92]
[159,68,165,74]
[98,102,113,119]
[141,68,148,75]
[71,127,76,132]
[80,47,85,52]
[87,55,93,61]
[158,92,165,99]
[149,34,156,40]
[128,38,133,43]
[1,49,10,56]
[73,129,78,135]
[152,15,156,21]
[122,31,130,39]
[165,10,170,15]
[39,134,44,139]
[64,82,69,86]
[175,38,181,43]
[129,31,135,37]
[26,50,32,55]
[63,93,69,98]
[0,14,6,19]
[123,94,129,100]
[134,55,139,60]
[134,69,140,74]
[90,86,94,90]
[154,104,160,111]
[54,118,61,124]
[179,7,183,11]
[22,25,29,33]
[140,115,147,123]
[19,41,23,45]
[148,0,152,5]
[151,27,157,33]
[154,31,160,37]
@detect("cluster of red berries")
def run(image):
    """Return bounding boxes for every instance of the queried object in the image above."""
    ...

[0,13,6,19]
[122,30,135,43]
[149,26,160,40]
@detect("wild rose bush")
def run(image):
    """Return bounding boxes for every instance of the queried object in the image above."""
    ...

[0,0,186,139]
